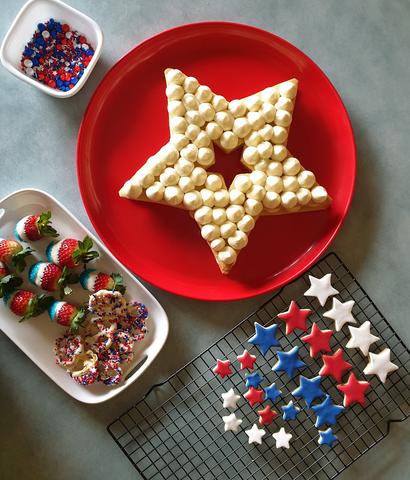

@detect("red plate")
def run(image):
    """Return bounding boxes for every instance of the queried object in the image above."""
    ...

[77,22,355,301]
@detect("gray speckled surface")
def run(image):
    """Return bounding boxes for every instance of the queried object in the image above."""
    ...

[0,0,409,479]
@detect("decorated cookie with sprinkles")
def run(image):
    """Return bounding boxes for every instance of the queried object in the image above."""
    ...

[85,322,116,355]
[88,289,128,323]
[70,350,99,385]
[54,333,84,368]
[98,351,123,386]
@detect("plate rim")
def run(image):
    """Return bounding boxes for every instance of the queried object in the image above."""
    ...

[77,21,356,302]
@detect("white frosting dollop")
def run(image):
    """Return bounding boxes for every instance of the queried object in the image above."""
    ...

[146,156,165,176]
[191,167,207,186]
[272,145,288,162]
[220,131,239,150]
[193,131,211,148]
[229,189,245,205]
[245,95,262,112]
[244,198,263,216]
[296,188,312,205]
[165,68,185,85]
[250,170,267,186]
[182,93,198,110]
[170,116,188,134]
[183,191,203,210]
[283,157,301,175]
[146,182,164,201]
[215,111,234,131]
[244,131,262,147]
[311,186,328,203]
[164,185,183,205]
[175,158,194,176]
[198,103,215,122]
[200,188,215,207]
[160,167,179,186]
[275,109,292,127]
[281,191,298,209]
[194,206,213,225]
[246,185,265,201]
[237,214,255,233]
[166,84,184,100]
[263,191,281,209]
[168,100,186,116]
[179,176,195,192]
[134,168,154,188]
[279,81,297,98]
[185,110,205,127]
[205,174,223,191]
[282,175,299,192]
[259,124,274,140]
[233,175,252,193]
[261,87,279,103]
[197,147,215,167]
[206,122,223,140]
[185,124,201,141]
[210,238,226,252]
[265,176,283,193]
[266,162,283,176]
[217,246,237,265]
[220,221,237,238]
[243,146,259,165]
[196,85,213,103]
[183,76,199,93]
[212,95,228,112]
[271,126,287,144]
[257,141,273,159]
[171,134,189,150]
[226,205,245,222]
[229,99,246,117]
[275,96,293,112]
[180,144,198,162]
[214,190,229,207]
[119,180,142,198]
[260,103,276,122]
[233,117,251,138]
[298,170,316,189]
[201,224,220,241]
[212,207,227,225]
[228,230,248,250]
[247,111,264,130]
[159,144,179,165]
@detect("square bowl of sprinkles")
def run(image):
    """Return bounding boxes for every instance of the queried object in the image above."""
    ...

[0,0,103,98]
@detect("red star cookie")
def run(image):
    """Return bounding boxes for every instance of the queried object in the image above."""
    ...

[212,359,232,378]
[277,300,311,335]
[319,348,352,383]
[237,349,257,370]
[301,323,333,358]
[244,387,265,407]
[257,405,278,426]
[337,373,370,407]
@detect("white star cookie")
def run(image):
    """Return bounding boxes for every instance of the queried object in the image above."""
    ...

[304,273,338,306]
[245,424,266,445]
[119,68,331,274]
[272,427,292,449]
[346,321,380,356]
[323,298,356,331]
[222,412,243,432]
[363,348,398,383]
[221,388,241,410]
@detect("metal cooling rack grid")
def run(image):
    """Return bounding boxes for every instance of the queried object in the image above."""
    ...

[107,253,410,480]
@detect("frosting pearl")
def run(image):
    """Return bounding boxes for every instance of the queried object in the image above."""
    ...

[134,168,154,188]
[206,122,223,140]
[244,198,263,216]
[217,246,237,265]
[220,222,237,239]
[183,76,199,93]
[201,224,220,241]
[146,156,165,176]
[175,158,194,176]
[215,111,234,131]
[191,167,207,186]
[212,95,228,112]
[247,185,265,201]
[271,126,288,144]
[233,175,252,193]
[245,95,262,112]
[261,87,279,103]
[275,96,293,112]
[168,100,186,116]
[197,147,215,167]
[272,145,288,162]
[196,85,213,103]
[220,131,239,150]
[194,206,212,225]
[214,190,229,207]
[266,162,283,176]
[298,170,316,189]
[263,191,281,209]
[265,176,283,193]
[210,238,225,252]
[166,84,184,100]
[183,191,203,210]
[170,116,188,134]
[233,117,251,138]
[229,99,246,117]
[198,103,215,122]
[281,191,298,209]
[260,103,276,123]
[296,188,312,205]
[185,124,201,141]
[171,134,189,150]
[228,230,248,250]
[160,167,179,186]
[212,208,227,225]
[119,180,142,198]
[179,176,195,192]
[180,144,198,162]
[200,188,215,207]
[146,182,164,201]
[283,175,299,192]
[165,69,185,85]
[254,160,269,171]
[159,144,179,165]
[226,205,245,222]
[244,131,262,147]
[205,174,223,191]
[164,186,183,205]
[283,157,301,175]
[259,124,274,140]
[193,131,211,148]
[237,214,255,233]
[182,93,199,110]
[257,141,273,159]
[311,186,328,203]
[242,146,259,165]
[247,111,265,130]
[250,170,267,186]
[275,109,292,127]
[185,110,205,127]
[279,81,297,98]
[229,189,245,205]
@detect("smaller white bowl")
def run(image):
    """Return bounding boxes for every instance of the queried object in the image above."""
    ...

[0,0,103,98]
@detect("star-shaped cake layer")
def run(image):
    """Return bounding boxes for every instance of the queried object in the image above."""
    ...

[318,428,338,447]
[245,371,263,388]
[120,68,331,274]
[281,400,301,421]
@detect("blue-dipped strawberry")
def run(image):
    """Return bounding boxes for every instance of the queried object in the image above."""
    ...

[0,261,23,298]
[80,270,126,294]
[29,261,78,297]
[15,211,58,242]
[46,236,99,269]
[48,301,86,333]
[4,289,54,321]
[0,238,33,272]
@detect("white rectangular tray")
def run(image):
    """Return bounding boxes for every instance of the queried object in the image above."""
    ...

[0,188,169,403]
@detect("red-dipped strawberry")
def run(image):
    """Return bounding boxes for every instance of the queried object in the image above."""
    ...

[0,238,34,272]
[28,261,78,298]
[4,289,54,321]
[46,236,99,269]
[15,211,58,242]
[79,270,126,294]
[0,261,23,298]
[48,300,87,333]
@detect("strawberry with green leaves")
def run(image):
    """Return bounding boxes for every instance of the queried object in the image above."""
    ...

[28,261,78,298]
[46,236,99,269]
[15,211,58,242]
[48,301,87,334]
[79,270,126,294]
[4,289,54,321]
[0,238,34,272]
[0,261,23,298]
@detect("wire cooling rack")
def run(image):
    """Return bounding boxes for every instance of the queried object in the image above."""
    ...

[107,253,410,480]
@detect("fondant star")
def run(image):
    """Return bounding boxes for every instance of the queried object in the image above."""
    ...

[304,274,338,306]
[221,388,241,410]
[213,359,232,378]
[245,424,266,445]
[336,373,370,407]
[222,412,242,432]
[248,322,280,355]
[292,375,324,407]
[245,371,263,388]
[237,349,257,370]
[281,400,301,421]
[312,394,344,428]
[264,383,282,403]
[319,348,352,383]
[244,387,265,407]
[301,323,333,358]
[363,348,398,383]
[257,405,278,426]
[318,428,338,447]
[272,346,306,378]
[346,321,380,356]
[277,300,311,334]
[323,298,356,331]
[272,427,292,449]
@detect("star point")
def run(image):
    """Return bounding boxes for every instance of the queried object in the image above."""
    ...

[323,298,356,331]
[346,321,379,356]
[304,274,338,306]
[245,424,266,445]
[272,427,292,449]
[363,348,398,383]
[277,300,311,334]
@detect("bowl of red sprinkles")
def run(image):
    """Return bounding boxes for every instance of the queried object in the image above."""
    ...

[0,0,103,98]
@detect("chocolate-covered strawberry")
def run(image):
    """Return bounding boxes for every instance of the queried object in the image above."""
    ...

[48,300,86,334]
[15,211,58,242]
[80,270,126,294]
[0,238,33,272]
[4,289,54,321]
[0,261,23,298]
[46,236,99,269]
[29,261,78,298]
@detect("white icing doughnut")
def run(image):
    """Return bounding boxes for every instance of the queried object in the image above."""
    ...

[296,188,312,205]
[229,99,246,117]
[179,176,195,192]
[196,85,213,103]
[220,221,236,238]
[265,176,283,193]
[244,198,263,216]
[210,238,225,252]
[166,84,184,100]
[243,146,259,165]
[197,147,215,167]
[164,185,183,205]
[233,175,252,193]
[283,157,301,175]
[226,205,245,222]
[214,190,229,207]
[168,100,186,116]
[183,191,203,210]
[228,230,248,250]
[160,167,179,186]
[283,175,299,192]
[263,191,281,209]
[218,246,237,265]
[281,191,298,209]
[237,214,255,233]
[298,170,316,189]
[212,208,227,225]
[175,158,194,176]
[194,206,212,225]
[206,122,223,140]
[257,141,273,159]
[146,182,164,201]
[267,162,283,176]
[183,76,199,93]
[215,111,234,131]
[212,95,228,112]
[206,174,223,191]
[220,131,239,150]
[201,224,220,241]
[191,167,207,186]
[200,189,215,207]
[247,111,264,130]
[311,186,328,203]
[229,189,245,205]
[233,117,252,138]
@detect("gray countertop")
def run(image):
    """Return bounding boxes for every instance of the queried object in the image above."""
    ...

[0,0,409,479]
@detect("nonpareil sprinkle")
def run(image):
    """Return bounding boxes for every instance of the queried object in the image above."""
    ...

[20,18,94,92]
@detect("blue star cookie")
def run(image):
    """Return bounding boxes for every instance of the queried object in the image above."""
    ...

[272,346,306,378]
[281,400,300,421]
[264,383,281,403]
[312,395,345,428]
[318,427,338,447]
[245,371,262,388]
[292,375,324,407]
[248,322,280,355]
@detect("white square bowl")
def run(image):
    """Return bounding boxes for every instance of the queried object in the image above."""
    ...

[0,0,103,98]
